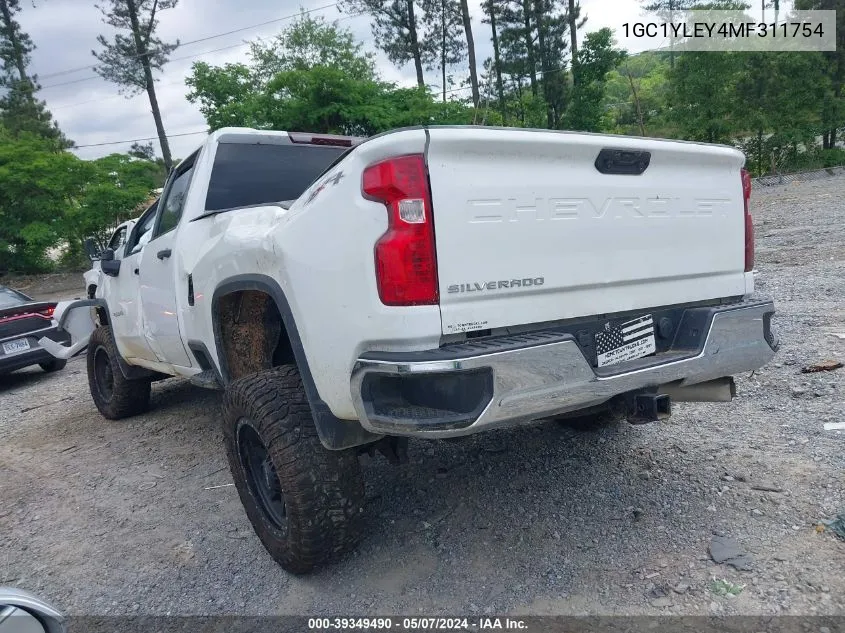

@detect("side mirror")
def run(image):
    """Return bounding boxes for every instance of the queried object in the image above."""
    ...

[83,238,101,261]
[0,588,65,633]
[100,248,120,277]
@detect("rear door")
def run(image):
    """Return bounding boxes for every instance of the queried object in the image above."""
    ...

[425,127,747,335]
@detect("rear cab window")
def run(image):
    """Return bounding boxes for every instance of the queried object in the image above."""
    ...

[205,142,349,212]
[0,287,28,309]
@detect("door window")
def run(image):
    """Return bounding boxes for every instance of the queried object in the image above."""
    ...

[155,165,195,238]
[125,203,158,256]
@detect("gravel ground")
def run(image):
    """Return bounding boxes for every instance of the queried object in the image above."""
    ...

[1,177,844,617]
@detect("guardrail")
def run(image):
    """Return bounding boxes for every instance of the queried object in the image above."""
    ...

[753,165,845,187]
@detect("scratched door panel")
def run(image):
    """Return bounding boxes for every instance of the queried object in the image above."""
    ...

[425,127,747,335]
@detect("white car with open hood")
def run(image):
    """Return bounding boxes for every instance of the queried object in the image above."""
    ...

[42,126,778,573]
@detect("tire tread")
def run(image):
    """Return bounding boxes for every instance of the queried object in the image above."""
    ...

[87,326,151,420]
[222,365,364,574]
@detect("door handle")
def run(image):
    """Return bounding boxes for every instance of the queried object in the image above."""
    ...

[157,249,172,260]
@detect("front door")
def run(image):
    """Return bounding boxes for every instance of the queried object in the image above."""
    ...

[137,155,195,368]
[106,207,158,362]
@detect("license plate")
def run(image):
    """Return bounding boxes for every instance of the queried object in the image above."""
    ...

[595,314,656,368]
[3,338,31,354]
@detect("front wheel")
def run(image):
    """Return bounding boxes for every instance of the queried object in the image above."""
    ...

[222,366,365,574]
[87,325,151,420]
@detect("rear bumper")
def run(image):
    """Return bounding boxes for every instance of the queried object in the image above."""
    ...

[350,299,777,438]
[0,326,71,374]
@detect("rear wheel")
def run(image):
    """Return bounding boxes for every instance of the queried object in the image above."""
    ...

[39,358,66,373]
[87,325,151,419]
[222,365,365,574]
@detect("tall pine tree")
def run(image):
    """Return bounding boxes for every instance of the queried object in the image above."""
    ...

[422,0,465,101]
[0,0,71,146]
[482,0,506,116]
[93,0,179,170]
[339,0,427,87]
[457,0,479,106]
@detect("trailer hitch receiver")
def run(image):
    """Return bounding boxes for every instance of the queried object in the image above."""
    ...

[628,393,671,424]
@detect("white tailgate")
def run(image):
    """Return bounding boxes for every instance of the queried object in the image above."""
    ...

[426,127,747,335]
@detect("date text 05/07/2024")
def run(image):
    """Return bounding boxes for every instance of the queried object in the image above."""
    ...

[307,617,529,630]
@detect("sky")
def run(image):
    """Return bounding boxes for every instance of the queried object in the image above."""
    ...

[18,0,784,160]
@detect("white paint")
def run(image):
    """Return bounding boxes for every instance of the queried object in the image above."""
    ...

[426,127,748,335]
[80,126,755,421]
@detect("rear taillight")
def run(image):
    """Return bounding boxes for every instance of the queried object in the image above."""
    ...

[363,154,438,306]
[741,167,754,272]
[38,306,55,319]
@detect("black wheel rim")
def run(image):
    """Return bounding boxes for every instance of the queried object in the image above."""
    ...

[238,421,287,533]
[94,346,114,402]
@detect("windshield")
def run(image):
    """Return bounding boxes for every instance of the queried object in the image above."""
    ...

[204,143,348,212]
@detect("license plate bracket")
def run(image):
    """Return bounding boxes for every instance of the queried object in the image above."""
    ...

[595,314,656,368]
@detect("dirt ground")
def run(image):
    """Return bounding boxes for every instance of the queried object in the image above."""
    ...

[1,177,843,617]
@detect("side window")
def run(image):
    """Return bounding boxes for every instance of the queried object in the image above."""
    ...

[108,226,127,251]
[155,166,194,238]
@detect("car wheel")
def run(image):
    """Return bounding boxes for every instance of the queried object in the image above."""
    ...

[87,325,151,420]
[222,365,365,574]
[39,358,67,373]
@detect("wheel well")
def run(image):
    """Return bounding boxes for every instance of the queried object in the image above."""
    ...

[213,289,296,381]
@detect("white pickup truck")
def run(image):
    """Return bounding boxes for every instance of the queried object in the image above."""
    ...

[44,126,778,573]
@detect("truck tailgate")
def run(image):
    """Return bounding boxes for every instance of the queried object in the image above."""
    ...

[425,127,748,335]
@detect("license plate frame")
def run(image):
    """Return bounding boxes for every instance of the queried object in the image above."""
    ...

[2,338,31,355]
[595,314,657,368]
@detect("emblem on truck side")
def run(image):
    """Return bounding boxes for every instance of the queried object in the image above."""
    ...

[447,277,544,293]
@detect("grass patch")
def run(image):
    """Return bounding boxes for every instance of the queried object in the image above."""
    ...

[710,578,745,597]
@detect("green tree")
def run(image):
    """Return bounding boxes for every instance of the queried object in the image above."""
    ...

[603,51,671,136]
[668,50,741,143]
[249,12,378,80]
[0,0,71,146]
[567,0,581,81]
[566,28,625,132]
[186,15,475,135]
[638,0,697,68]
[421,0,466,101]
[532,0,570,128]
[733,52,828,174]
[93,0,179,170]
[457,0,480,107]
[0,127,90,272]
[339,0,427,87]
[61,153,164,266]
[481,0,506,117]
[794,0,845,148]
